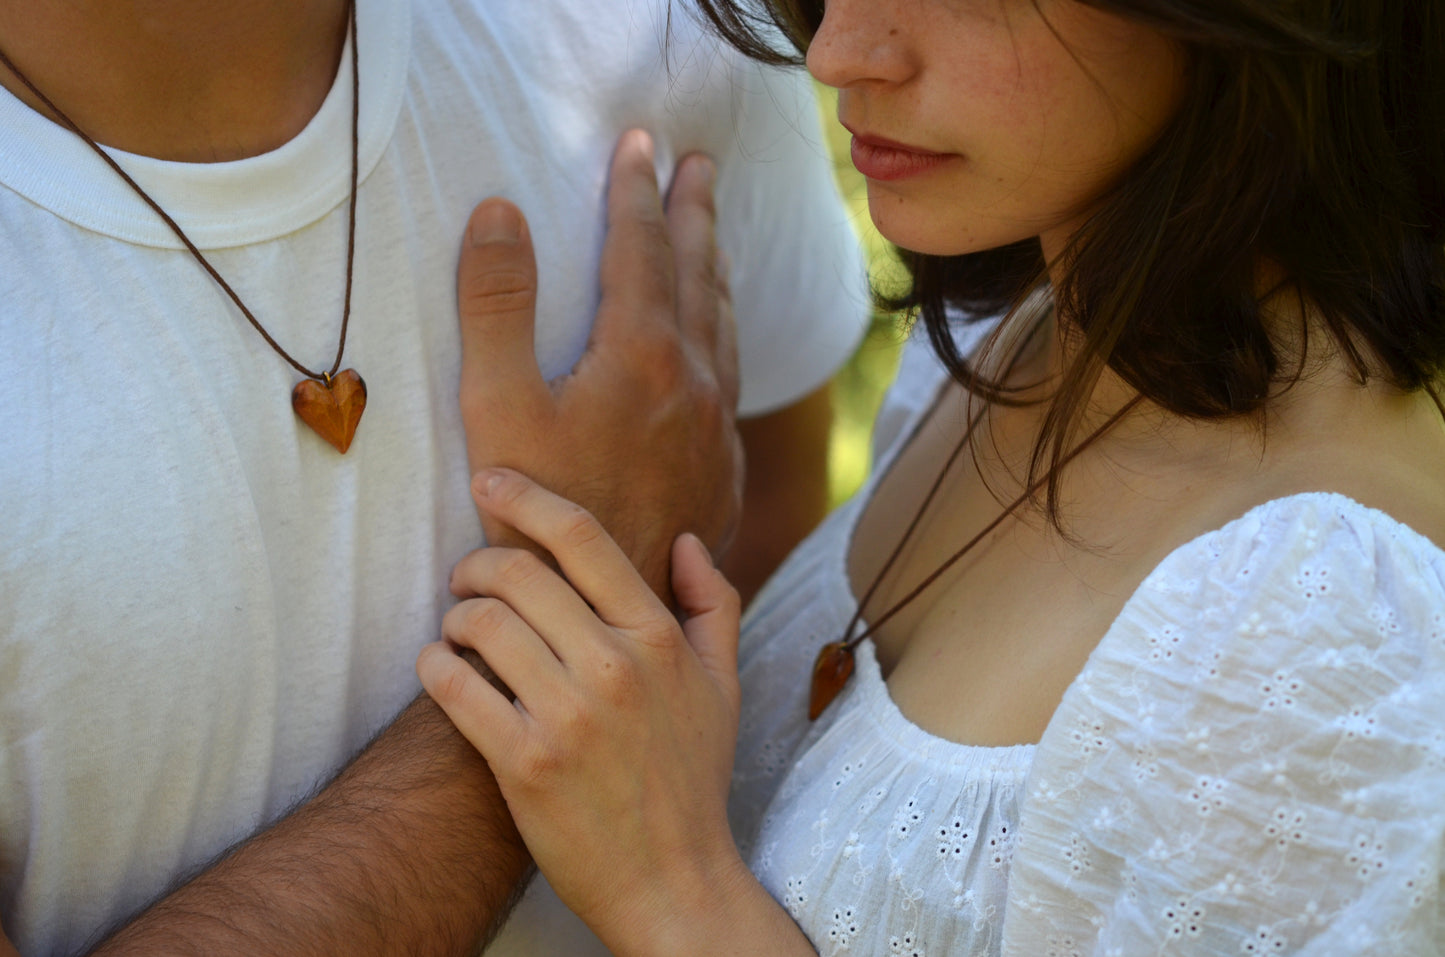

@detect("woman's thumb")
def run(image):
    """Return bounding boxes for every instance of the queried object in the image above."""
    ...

[671,533,742,681]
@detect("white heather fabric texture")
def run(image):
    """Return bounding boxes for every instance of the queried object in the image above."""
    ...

[0,0,868,953]
[727,324,1445,957]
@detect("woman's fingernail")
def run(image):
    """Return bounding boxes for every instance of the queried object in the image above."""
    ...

[685,532,715,567]
[473,470,505,497]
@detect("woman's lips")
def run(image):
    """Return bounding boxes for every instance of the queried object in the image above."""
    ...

[849,134,954,182]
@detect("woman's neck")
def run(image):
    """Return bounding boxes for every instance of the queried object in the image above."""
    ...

[1026,257,1356,431]
[0,0,349,162]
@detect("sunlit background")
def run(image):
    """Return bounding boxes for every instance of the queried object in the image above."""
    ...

[816,85,911,507]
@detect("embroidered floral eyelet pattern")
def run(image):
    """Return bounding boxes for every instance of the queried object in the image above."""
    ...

[937,819,972,860]
[841,831,863,861]
[755,739,785,775]
[888,932,924,956]
[781,876,808,919]
[1148,625,1183,661]
[1069,715,1108,756]
[1346,834,1388,880]
[736,618,1029,957]
[1403,864,1431,909]
[998,496,1445,955]
[1263,807,1306,847]
[1294,565,1330,600]
[988,824,1014,870]
[728,345,1445,957]
[1162,897,1206,939]
[1240,926,1288,953]
[893,797,924,840]
[1044,934,1083,957]
[827,906,860,948]
[1062,834,1092,876]
[1258,671,1301,710]
[833,759,864,790]
[1337,705,1379,740]
[1188,776,1227,816]
[1132,744,1160,781]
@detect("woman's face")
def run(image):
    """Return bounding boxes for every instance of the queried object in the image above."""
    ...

[808,0,1185,261]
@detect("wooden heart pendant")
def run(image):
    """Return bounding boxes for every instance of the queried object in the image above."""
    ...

[291,369,367,453]
[808,640,857,720]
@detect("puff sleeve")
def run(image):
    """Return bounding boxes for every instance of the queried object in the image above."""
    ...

[1001,494,1445,956]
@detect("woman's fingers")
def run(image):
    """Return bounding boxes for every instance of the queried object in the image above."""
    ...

[449,543,616,667]
[423,472,747,942]
[440,592,568,695]
[671,533,743,689]
[416,639,525,762]
[470,468,665,629]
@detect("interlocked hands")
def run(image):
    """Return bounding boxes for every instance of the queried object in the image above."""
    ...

[417,468,747,953]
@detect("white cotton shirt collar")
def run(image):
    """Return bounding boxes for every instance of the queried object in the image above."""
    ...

[0,0,410,250]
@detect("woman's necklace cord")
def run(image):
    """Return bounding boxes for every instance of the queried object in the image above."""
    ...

[808,390,1145,720]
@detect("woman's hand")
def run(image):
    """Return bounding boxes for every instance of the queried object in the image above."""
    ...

[416,468,752,954]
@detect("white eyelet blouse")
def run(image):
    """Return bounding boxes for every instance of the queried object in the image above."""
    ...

[727,324,1445,956]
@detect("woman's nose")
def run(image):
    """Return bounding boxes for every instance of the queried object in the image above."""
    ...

[806,0,919,90]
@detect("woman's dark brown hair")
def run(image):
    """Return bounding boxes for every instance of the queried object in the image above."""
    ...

[690,0,1445,519]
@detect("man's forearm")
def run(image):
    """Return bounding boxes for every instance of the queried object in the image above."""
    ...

[87,693,530,957]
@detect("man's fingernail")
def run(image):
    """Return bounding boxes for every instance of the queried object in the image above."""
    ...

[694,155,716,188]
[470,201,521,247]
[629,128,655,163]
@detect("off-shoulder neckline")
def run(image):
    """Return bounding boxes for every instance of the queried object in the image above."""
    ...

[824,334,1444,754]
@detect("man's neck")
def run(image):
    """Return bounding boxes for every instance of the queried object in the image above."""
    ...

[0,1,349,162]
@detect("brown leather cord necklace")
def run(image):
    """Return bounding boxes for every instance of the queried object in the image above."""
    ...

[0,0,367,453]
[808,364,1143,720]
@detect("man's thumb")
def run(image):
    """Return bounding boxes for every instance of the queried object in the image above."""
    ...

[457,199,548,412]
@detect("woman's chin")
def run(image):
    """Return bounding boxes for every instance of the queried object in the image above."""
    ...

[866,200,1030,259]
[871,226,1004,259]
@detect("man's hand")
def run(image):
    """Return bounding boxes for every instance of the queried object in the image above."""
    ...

[456,129,743,599]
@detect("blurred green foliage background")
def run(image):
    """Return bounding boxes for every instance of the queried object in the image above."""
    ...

[816,85,910,507]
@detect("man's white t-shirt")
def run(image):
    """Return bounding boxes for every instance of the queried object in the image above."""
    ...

[0,0,868,953]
